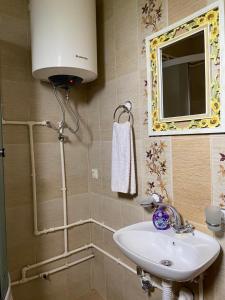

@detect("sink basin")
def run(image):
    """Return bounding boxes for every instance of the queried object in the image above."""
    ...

[113,221,220,282]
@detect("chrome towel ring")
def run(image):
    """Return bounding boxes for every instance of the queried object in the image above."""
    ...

[113,100,133,124]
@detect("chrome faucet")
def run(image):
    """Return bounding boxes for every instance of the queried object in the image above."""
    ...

[140,193,194,234]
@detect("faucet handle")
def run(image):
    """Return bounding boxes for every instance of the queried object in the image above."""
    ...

[184,221,195,230]
[139,193,163,208]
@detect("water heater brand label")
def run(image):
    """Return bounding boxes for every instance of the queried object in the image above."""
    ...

[76,54,88,60]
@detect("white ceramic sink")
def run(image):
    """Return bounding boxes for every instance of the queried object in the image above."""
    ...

[113,221,220,282]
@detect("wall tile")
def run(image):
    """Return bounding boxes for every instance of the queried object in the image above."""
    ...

[142,137,173,202]
[35,231,65,262]
[121,202,144,227]
[91,250,107,300]
[67,193,90,223]
[138,0,168,72]
[76,290,104,300]
[114,0,139,76]
[67,260,92,300]
[172,136,211,224]
[102,196,122,229]
[90,193,104,221]
[91,224,104,249]
[0,14,29,47]
[68,224,91,251]
[37,197,64,230]
[105,257,123,300]
[123,268,162,300]
[168,0,208,24]
[210,135,225,208]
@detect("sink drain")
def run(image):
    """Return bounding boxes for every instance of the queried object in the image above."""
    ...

[160,260,173,267]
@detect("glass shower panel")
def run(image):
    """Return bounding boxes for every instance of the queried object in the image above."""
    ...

[0,104,9,299]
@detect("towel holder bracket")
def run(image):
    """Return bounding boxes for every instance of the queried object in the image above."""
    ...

[113,100,133,124]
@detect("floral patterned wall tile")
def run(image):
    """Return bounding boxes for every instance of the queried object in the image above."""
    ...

[138,70,149,139]
[210,135,225,209]
[142,136,173,203]
[138,0,168,71]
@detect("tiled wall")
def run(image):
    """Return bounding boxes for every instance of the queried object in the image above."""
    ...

[88,0,225,299]
[2,0,225,300]
[0,1,92,299]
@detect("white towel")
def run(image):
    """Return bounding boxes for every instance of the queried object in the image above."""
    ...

[111,121,136,194]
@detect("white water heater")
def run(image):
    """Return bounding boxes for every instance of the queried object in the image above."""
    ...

[29,0,97,83]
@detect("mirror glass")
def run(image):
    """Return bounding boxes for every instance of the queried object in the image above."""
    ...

[161,30,206,119]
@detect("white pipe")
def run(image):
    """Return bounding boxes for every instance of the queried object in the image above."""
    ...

[28,124,39,234]
[162,281,173,300]
[92,242,162,291]
[59,131,68,254]
[21,244,92,278]
[91,243,136,274]
[199,274,204,300]
[91,219,116,233]
[2,120,47,126]
[14,242,162,291]
[3,119,162,293]
[12,254,94,286]
[29,218,116,236]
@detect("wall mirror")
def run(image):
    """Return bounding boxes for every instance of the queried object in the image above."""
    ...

[146,2,225,135]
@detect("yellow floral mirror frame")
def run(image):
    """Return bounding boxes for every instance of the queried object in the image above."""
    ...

[146,3,225,136]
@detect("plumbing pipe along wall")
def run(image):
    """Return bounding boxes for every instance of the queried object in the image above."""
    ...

[3,119,160,289]
[3,119,199,300]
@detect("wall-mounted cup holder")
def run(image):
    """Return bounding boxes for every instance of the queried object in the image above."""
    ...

[205,206,224,232]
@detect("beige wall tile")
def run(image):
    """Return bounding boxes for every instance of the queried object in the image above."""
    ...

[7,238,36,273]
[12,270,68,300]
[90,193,104,221]
[3,125,29,145]
[36,176,62,202]
[37,198,64,229]
[172,136,211,224]
[35,231,65,262]
[91,223,104,249]
[67,174,89,195]
[91,250,107,300]
[67,193,90,223]
[33,126,59,144]
[68,224,91,251]
[0,14,29,47]
[6,203,34,244]
[0,0,28,20]
[114,0,138,76]
[122,268,162,300]
[121,202,144,227]
[168,0,208,24]
[77,290,104,300]
[102,196,122,229]
[34,142,61,179]
[67,260,92,300]
[102,229,123,259]
[105,257,123,300]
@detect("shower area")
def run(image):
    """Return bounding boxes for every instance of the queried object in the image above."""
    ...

[1,0,98,299]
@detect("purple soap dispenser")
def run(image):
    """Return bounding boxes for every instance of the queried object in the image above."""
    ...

[153,206,170,230]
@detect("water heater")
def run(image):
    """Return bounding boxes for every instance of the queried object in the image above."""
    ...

[29,0,97,83]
